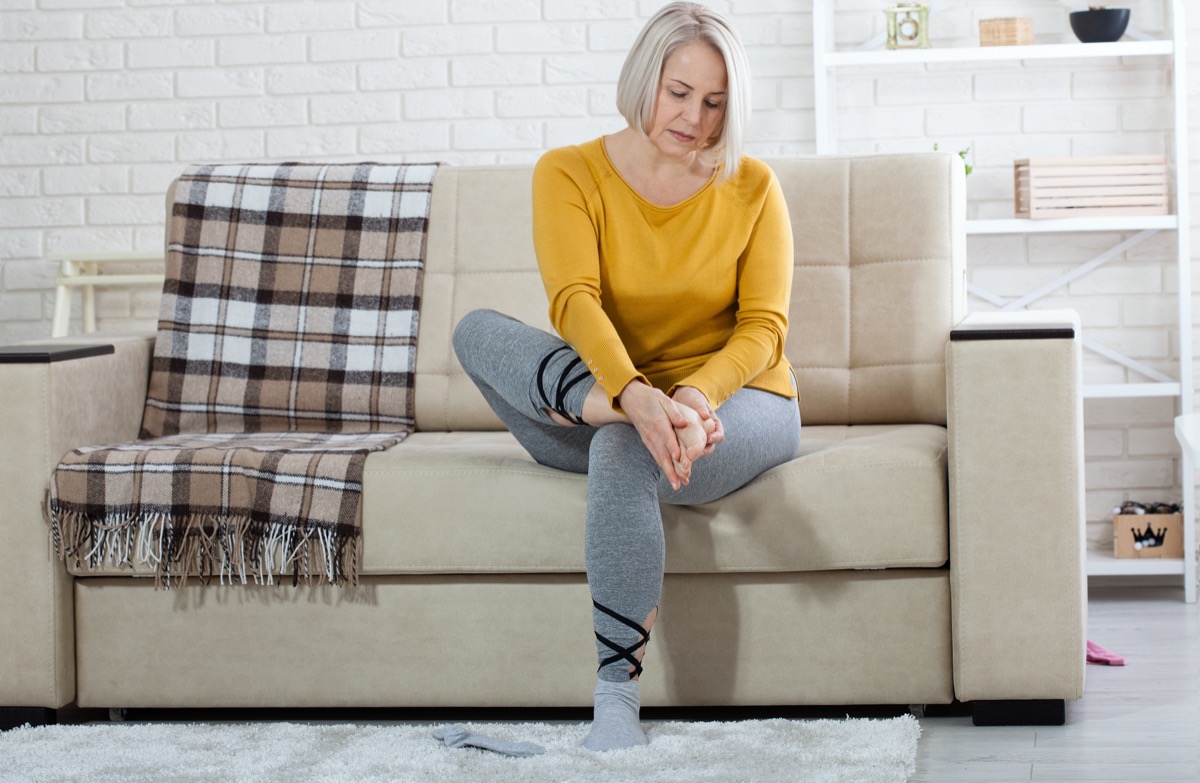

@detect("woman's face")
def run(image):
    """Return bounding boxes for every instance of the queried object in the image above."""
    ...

[646,42,727,161]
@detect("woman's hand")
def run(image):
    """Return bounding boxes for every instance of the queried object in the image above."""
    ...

[618,381,692,490]
[672,386,724,457]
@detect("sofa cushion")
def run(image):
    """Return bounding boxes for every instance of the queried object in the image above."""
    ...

[359,424,948,575]
[413,155,966,433]
[770,155,965,427]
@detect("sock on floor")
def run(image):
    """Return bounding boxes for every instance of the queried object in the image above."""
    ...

[582,679,648,752]
[432,724,546,757]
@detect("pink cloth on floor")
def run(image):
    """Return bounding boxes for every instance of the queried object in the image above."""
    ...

[1086,640,1126,666]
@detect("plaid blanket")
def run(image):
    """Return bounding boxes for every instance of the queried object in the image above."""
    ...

[47,162,438,587]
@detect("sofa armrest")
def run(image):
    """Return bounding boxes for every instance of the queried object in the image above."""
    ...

[946,310,1086,703]
[0,332,154,709]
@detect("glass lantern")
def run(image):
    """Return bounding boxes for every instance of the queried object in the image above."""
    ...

[885,4,930,49]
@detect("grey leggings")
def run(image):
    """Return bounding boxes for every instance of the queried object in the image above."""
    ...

[453,309,802,681]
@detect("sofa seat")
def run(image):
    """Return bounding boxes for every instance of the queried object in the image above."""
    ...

[356,423,949,576]
[63,422,945,581]
[62,423,950,579]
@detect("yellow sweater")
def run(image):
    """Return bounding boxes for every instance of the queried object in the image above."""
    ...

[532,137,796,410]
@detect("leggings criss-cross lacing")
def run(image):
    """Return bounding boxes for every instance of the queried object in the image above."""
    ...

[537,346,591,426]
[592,600,652,679]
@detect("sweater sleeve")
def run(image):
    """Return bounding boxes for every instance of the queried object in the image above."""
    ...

[669,170,794,409]
[532,150,647,407]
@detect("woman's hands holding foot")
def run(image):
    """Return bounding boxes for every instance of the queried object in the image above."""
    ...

[618,381,692,490]
[616,381,722,490]
[671,385,723,458]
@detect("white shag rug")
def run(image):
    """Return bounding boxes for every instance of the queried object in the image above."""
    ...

[0,715,920,783]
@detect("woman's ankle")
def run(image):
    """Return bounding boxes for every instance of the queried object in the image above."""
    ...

[580,384,628,426]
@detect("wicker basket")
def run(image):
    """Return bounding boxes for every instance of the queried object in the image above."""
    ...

[980,17,1033,46]
[1014,155,1169,219]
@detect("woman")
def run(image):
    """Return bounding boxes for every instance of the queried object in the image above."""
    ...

[452,2,800,751]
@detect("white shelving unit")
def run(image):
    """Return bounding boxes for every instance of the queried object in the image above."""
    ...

[812,0,1194,601]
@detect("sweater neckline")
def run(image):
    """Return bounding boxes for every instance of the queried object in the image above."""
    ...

[595,136,717,211]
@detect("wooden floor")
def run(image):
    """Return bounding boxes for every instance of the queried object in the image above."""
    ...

[912,586,1200,782]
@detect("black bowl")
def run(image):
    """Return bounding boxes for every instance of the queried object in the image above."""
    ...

[1069,8,1130,43]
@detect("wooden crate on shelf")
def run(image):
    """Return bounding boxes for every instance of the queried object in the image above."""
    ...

[1014,155,1169,219]
[980,17,1033,46]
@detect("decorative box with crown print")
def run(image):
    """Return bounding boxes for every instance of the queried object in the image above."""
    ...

[1113,503,1183,559]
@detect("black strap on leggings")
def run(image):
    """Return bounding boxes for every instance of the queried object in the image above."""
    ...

[536,345,590,426]
[593,600,651,679]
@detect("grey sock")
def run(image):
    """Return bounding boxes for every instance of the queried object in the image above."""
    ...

[582,679,648,752]
[432,724,545,757]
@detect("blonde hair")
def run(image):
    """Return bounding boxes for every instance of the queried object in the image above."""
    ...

[616,2,751,182]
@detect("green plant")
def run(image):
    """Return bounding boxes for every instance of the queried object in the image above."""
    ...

[933,143,972,176]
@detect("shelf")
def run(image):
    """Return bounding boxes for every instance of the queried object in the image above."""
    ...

[1083,383,1181,399]
[1176,414,1200,465]
[46,250,164,263]
[823,40,1173,68]
[967,216,1179,235]
[814,0,1193,601]
[1088,548,1185,577]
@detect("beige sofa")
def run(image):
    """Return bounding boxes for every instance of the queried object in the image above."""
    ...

[1,153,1086,728]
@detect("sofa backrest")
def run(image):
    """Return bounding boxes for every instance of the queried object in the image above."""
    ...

[413,153,965,431]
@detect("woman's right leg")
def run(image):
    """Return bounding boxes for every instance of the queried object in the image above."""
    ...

[452,309,596,474]
[453,309,694,752]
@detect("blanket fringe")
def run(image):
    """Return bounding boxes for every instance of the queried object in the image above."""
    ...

[48,505,359,590]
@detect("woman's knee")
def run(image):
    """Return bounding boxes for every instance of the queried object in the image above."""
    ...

[589,421,639,454]
[452,308,497,362]
[588,423,658,482]
[453,308,523,381]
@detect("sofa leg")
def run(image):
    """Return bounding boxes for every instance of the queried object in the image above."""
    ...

[1,707,58,731]
[972,699,1065,726]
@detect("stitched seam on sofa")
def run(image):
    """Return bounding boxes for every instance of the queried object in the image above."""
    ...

[364,469,588,480]
[944,157,957,424]
[366,460,944,478]
[1050,340,1085,694]
[850,256,949,268]
[362,560,947,573]
[946,154,957,353]
[947,342,968,679]
[459,269,546,275]
[363,565,585,573]
[41,362,59,703]
[665,560,948,572]
[726,462,948,481]
[800,361,944,370]
[766,464,945,475]
[443,170,461,433]
[844,160,853,424]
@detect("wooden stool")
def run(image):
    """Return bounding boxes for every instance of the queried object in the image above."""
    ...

[50,251,165,337]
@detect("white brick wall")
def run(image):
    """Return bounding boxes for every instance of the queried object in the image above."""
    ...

[0,0,1198,538]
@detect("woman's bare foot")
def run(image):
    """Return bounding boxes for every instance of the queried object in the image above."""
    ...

[673,403,710,478]
[555,382,713,486]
